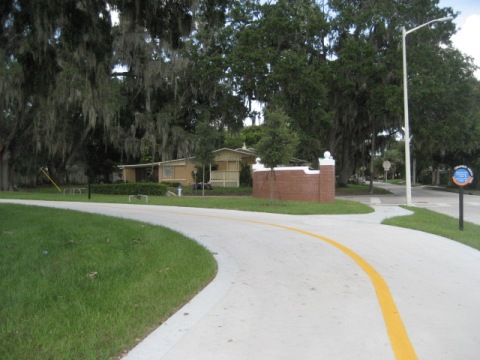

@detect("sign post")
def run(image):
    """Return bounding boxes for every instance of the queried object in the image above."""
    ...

[452,165,474,231]
[382,161,391,183]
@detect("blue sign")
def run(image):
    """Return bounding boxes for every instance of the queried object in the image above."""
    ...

[452,165,474,187]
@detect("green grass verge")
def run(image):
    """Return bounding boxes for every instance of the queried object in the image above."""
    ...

[0,190,373,215]
[382,206,480,251]
[0,204,217,360]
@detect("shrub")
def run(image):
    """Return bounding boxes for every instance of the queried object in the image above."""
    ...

[161,181,181,188]
[240,162,253,187]
[181,186,252,196]
[91,182,168,196]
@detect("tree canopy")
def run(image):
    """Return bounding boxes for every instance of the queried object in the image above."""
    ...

[1,0,479,190]
[256,107,298,169]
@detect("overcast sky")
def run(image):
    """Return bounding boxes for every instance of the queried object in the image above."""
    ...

[439,0,480,78]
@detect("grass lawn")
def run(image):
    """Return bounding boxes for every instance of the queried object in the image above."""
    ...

[382,206,480,251]
[0,189,374,215]
[0,204,217,360]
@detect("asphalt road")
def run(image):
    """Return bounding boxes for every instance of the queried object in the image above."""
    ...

[338,182,480,226]
[1,192,480,360]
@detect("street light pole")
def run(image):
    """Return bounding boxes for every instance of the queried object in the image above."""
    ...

[402,16,453,206]
[402,26,412,206]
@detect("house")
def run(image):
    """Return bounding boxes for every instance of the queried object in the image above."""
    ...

[118,147,257,187]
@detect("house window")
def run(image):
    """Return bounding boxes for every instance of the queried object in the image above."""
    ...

[163,166,173,178]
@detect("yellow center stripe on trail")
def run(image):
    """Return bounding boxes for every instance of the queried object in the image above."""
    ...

[102,204,418,359]
[269,223,418,360]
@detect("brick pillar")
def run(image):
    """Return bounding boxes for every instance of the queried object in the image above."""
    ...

[319,157,335,203]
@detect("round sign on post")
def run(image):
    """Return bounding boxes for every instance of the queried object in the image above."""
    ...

[452,165,474,186]
[452,165,474,231]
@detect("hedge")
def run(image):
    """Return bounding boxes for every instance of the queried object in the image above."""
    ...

[91,182,168,196]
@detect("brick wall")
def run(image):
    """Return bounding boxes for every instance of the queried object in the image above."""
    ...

[318,164,335,203]
[252,160,335,203]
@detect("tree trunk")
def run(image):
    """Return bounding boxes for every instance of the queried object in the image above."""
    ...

[447,168,454,187]
[0,147,13,191]
[202,165,205,197]
[269,169,275,200]
[338,142,352,186]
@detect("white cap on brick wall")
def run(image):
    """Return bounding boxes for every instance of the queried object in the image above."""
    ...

[319,151,335,166]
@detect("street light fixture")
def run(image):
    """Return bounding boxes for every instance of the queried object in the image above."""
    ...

[402,16,453,206]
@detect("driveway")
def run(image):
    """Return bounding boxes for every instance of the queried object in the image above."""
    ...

[1,199,480,359]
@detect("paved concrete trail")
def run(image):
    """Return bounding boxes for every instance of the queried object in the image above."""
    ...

[2,199,480,360]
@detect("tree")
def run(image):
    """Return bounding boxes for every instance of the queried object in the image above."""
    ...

[0,0,196,190]
[0,0,120,189]
[2,0,479,193]
[241,125,265,148]
[327,0,405,185]
[222,0,267,124]
[255,107,298,199]
[226,0,331,162]
[409,46,480,181]
[0,50,23,190]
